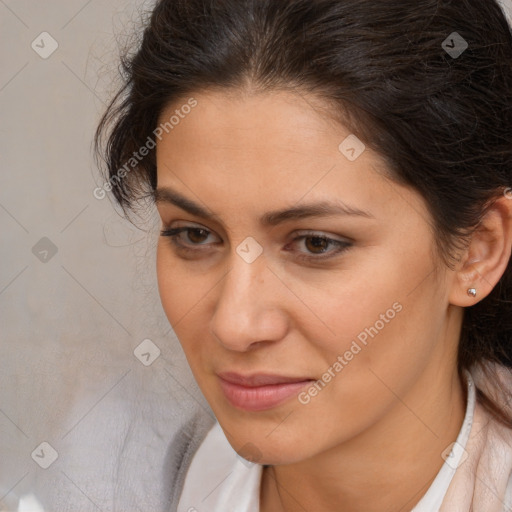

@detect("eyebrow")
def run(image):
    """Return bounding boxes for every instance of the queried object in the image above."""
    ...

[153,186,374,226]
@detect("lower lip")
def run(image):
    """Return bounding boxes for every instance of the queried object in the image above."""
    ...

[218,378,313,412]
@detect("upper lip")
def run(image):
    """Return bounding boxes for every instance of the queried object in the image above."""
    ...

[217,371,314,387]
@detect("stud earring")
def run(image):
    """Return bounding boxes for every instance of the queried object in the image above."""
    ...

[467,288,477,297]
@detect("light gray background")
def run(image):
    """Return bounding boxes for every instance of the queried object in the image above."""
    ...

[1,1,511,511]
[0,1,212,511]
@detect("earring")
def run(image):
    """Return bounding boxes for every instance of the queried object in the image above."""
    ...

[467,288,477,297]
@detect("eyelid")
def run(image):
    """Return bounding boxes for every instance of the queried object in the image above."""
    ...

[162,221,351,243]
[162,220,221,238]
[160,222,353,261]
[292,229,353,244]
[160,224,222,246]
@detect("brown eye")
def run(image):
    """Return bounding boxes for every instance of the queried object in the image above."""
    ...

[161,225,352,263]
[160,225,220,252]
[304,236,330,254]
[285,231,353,263]
[187,228,210,244]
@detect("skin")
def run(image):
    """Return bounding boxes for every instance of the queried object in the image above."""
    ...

[154,88,512,512]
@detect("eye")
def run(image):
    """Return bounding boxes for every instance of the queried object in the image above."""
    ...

[160,224,352,262]
[160,224,221,255]
[285,231,352,261]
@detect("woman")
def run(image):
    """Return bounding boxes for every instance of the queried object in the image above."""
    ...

[95,0,512,510]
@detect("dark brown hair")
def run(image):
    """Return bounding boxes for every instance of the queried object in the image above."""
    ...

[95,0,512,425]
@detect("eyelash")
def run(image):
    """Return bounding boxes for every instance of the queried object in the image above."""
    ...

[159,226,352,262]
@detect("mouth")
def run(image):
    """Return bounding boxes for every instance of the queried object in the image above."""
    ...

[217,371,315,412]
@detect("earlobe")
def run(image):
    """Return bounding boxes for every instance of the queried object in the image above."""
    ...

[449,195,512,307]
[450,258,483,307]
[467,287,477,298]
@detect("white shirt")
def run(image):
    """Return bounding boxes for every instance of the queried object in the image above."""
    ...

[177,372,476,512]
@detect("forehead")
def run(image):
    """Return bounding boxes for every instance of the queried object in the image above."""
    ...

[156,89,378,181]
[154,89,428,228]
[158,89,350,157]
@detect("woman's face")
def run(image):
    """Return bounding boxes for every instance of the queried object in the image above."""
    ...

[155,89,460,464]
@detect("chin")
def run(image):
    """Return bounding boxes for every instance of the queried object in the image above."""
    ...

[216,414,317,465]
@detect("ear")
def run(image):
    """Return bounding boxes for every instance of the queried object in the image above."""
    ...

[450,194,512,307]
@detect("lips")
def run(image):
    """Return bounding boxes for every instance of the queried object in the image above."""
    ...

[217,371,315,411]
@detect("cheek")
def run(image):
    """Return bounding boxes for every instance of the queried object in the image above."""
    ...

[156,244,179,323]
[303,242,443,386]
[317,273,445,412]
[156,243,218,360]
[287,256,412,356]
[156,244,201,329]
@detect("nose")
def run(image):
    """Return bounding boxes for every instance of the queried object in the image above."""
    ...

[209,252,289,352]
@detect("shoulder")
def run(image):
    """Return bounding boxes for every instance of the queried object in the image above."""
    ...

[163,410,216,512]
[439,362,512,511]
[175,421,263,512]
